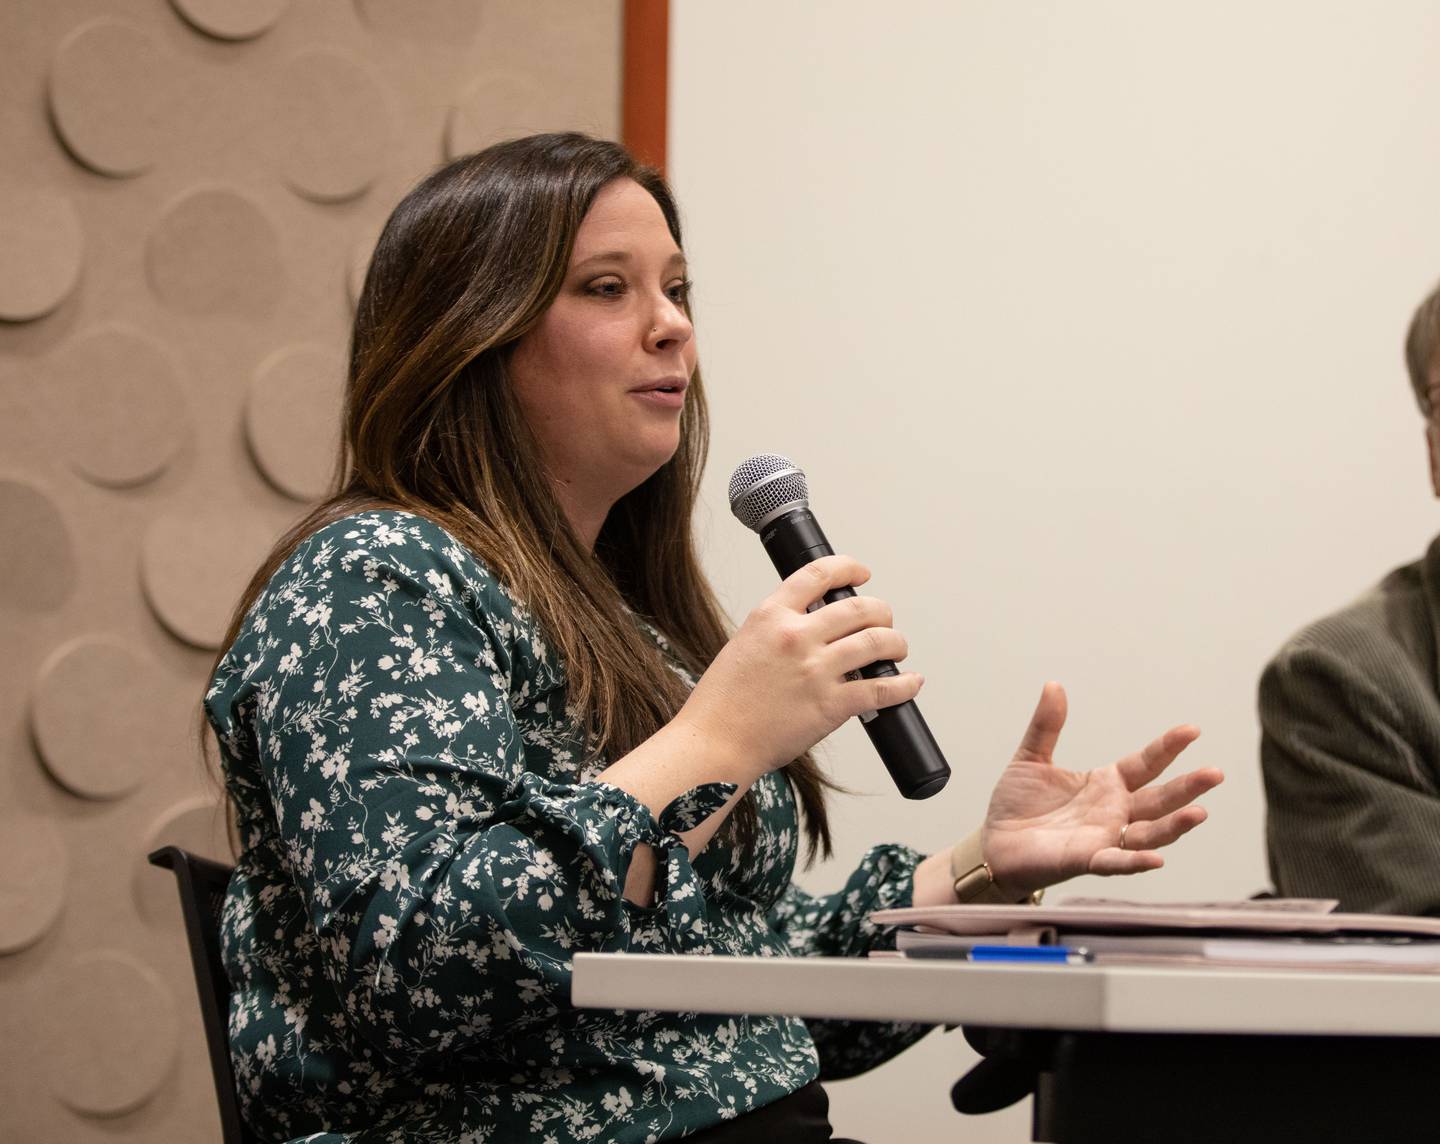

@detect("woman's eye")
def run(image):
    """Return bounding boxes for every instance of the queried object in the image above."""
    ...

[667,279,693,304]
[587,278,625,297]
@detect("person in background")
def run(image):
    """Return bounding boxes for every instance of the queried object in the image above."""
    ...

[1261,279,1440,916]
[205,132,1222,1144]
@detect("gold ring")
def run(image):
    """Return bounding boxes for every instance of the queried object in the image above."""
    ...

[1119,823,1130,851]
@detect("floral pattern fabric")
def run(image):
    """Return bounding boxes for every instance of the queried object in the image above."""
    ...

[205,511,930,1143]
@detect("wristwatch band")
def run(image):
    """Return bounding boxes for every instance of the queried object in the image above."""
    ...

[949,829,1044,905]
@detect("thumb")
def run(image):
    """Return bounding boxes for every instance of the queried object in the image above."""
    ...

[1013,681,1067,763]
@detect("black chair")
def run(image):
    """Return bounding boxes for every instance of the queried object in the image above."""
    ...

[148,846,257,1144]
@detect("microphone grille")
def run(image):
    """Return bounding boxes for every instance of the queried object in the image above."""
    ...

[728,453,809,532]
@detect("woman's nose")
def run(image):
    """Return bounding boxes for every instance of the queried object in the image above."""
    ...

[646,296,692,352]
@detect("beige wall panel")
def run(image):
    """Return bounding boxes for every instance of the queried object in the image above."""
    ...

[272,49,393,204]
[41,949,179,1117]
[0,186,84,321]
[45,323,187,488]
[30,635,171,799]
[47,18,171,178]
[354,0,482,46]
[168,0,290,43]
[140,510,280,649]
[0,810,69,954]
[146,186,286,317]
[447,70,609,160]
[245,343,347,501]
[0,477,77,611]
[0,0,622,1140]
[345,222,384,308]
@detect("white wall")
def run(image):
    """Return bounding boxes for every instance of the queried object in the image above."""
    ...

[671,3,1440,1140]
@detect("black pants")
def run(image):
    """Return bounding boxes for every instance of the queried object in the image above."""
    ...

[683,1082,866,1143]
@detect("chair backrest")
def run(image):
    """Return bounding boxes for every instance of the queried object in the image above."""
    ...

[148,845,256,1144]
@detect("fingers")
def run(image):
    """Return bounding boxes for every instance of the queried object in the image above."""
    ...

[827,626,909,676]
[806,593,893,642]
[1090,805,1210,876]
[1129,766,1225,822]
[772,555,870,612]
[1115,724,1202,792]
[1087,848,1166,877]
[1121,805,1208,852]
[774,561,906,676]
[837,670,924,719]
[1013,681,1067,763]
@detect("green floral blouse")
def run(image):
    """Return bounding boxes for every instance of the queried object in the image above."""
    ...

[205,511,929,1143]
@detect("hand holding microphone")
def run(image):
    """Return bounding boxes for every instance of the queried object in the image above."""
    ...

[714,453,950,799]
[677,551,926,788]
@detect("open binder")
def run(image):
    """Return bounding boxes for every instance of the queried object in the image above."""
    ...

[871,898,1440,972]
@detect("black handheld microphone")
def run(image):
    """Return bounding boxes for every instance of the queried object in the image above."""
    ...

[728,453,951,800]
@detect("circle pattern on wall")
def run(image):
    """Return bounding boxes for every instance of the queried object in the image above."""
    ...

[147,186,284,317]
[275,50,392,203]
[168,0,289,41]
[245,344,345,501]
[43,950,178,1117]
[135,797,234,927]
[48,19,168,177]
[139,510,277,649]
[0,478,76,613]
[30,636,169,800]
[47,324,187,488]
[0,812,68,955]
[346,222,385,310]
[0,4,625,1140]
[445,72,602,161]
[0,186,83,322]
[354,0,480,44]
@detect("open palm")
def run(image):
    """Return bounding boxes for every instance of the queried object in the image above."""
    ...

[982,682,1223,898]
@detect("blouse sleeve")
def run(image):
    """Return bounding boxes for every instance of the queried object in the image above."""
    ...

[766,844,935,1078]
[223,517,733,1065]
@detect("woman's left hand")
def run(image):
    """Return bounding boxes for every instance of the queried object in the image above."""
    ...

[981,682,1223,899]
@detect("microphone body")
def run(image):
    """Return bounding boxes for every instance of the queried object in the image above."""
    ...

[757,504,951,800]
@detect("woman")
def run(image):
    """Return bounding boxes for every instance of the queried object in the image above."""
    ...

[205,133,1221,1143]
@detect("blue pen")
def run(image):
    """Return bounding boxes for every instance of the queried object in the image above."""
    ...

[966,945,1093,965]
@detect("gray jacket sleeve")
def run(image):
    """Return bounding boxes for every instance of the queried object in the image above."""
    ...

[1259,625,1440,916]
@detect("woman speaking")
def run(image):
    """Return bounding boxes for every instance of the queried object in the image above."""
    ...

[205,133,1221,1143]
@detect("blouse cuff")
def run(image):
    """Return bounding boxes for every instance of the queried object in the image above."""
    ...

[649,782,737,951]
[503,772,735,953]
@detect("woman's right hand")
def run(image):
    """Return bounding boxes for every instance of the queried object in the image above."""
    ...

[677,555,925,781]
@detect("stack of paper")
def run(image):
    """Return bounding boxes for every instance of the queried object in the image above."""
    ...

[870,899,1440,972]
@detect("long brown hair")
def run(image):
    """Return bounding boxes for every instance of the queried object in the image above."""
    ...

[214,133,837,862]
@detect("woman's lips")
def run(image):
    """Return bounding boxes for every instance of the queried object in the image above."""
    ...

[630,387,686,409]
[629,379,688,410]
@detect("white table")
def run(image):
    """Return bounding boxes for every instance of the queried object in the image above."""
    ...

[572,954,1440,1142]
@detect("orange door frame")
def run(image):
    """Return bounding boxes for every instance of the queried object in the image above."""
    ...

[622,0,669,172]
